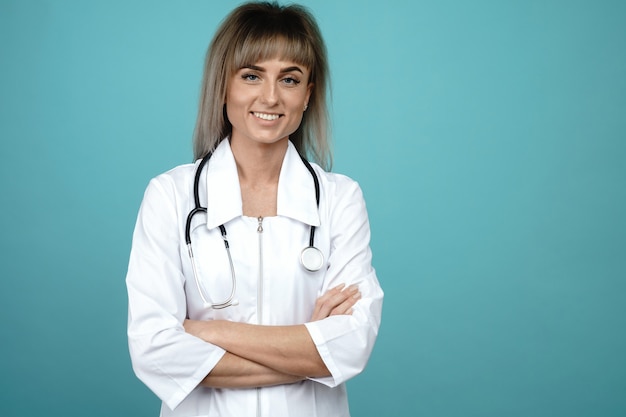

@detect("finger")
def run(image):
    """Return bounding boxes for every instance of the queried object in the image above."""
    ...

[311,284,346,319]
[312,285,359,320]
[329,290,361,316]
[316,285,353,316]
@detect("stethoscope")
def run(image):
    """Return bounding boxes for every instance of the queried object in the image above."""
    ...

[185,150,324,309]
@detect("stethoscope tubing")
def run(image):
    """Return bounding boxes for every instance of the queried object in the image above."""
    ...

[185,148,322,308]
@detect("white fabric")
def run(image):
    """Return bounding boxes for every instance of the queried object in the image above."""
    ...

[126,140,383,417]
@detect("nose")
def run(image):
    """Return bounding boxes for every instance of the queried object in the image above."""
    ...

[260,81,278,106]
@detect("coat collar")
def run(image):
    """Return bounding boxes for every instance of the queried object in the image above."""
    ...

[204,139,321,229]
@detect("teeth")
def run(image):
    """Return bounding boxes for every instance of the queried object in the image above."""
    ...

[253,112,280,121]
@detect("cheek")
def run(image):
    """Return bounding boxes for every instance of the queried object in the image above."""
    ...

[290,112,304,127]
[225,83,246,110]
[225,93,247,122]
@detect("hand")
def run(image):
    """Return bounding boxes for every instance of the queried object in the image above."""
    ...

[184,319,214,341]
[310,284,361,321]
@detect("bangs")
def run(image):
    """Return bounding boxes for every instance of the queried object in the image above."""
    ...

[230,24,316,76]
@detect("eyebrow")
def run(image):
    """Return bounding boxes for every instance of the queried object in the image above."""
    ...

[243,64,304,74]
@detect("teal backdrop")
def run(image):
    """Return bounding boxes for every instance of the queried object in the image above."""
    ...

[1,0,624,416]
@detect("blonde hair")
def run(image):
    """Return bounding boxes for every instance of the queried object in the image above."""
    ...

[192,1,332,170]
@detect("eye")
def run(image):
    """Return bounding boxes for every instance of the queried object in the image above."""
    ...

[241,73,260,82]
[282,76,301,86]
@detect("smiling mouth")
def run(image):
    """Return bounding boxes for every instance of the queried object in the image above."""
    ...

[253,112,281,121]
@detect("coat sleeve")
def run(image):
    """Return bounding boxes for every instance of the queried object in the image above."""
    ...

[126,176,226,411]
[304,176,384,387]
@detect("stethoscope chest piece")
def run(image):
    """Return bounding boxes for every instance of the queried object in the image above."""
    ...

[301,246,324,272]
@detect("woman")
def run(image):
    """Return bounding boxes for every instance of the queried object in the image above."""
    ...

[126,2,383,416]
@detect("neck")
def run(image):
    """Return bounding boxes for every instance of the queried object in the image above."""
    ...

[230,137,288,185]
[229,137,287,217]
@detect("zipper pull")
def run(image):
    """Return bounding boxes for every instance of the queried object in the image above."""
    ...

[257,216,263,233]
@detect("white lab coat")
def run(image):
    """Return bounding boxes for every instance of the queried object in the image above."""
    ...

[126,139,383,417]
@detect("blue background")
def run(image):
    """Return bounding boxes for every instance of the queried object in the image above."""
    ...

[1,0,625,416]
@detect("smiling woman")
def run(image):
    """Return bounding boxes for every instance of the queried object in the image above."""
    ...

[125,2,383,417]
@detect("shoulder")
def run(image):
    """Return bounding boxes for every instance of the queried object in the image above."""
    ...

[311,166,372,237]
[314,163,362,190]
[149,162,196,188]
[141,162,198,205]
[311,164,366,208]
[152,162,197,185]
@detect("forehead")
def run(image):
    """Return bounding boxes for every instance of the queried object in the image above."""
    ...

[231,34,314,72]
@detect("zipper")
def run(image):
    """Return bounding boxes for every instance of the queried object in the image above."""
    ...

[257,216,264,325]
[256,216,264,417]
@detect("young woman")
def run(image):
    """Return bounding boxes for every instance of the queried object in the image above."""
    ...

[126,3,383,416]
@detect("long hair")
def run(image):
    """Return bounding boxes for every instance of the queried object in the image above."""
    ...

[192,2,332,170]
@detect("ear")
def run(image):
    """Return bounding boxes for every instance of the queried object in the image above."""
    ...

[305,83,314,109]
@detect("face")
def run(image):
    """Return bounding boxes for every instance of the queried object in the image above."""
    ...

[225,58,312,149]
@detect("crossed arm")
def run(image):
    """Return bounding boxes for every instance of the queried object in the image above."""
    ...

[184,284,361,388]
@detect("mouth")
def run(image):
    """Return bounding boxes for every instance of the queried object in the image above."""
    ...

[252,112,282,121]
